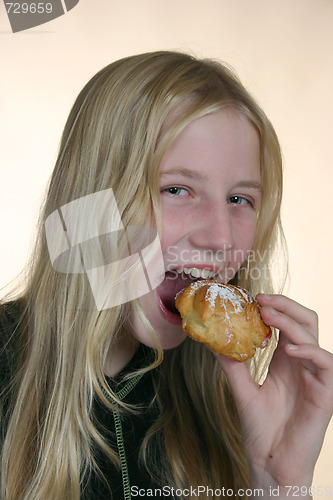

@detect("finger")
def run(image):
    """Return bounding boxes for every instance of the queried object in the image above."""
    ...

[259,305,318,347]
[285,343,333,376]
[284,344,333,415]
[256,294,318,337]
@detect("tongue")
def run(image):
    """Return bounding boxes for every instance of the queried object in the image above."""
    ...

[157,271,195,313]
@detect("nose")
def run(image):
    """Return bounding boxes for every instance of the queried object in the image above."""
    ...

[188,201,234,253]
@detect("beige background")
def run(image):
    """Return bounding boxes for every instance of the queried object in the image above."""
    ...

[1,0,332,490]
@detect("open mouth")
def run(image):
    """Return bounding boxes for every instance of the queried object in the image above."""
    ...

[156,267,216,318]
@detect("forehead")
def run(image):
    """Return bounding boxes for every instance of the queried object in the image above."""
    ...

[159,108,260,181]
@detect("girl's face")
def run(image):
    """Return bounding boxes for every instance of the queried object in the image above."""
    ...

[131,108,261,350]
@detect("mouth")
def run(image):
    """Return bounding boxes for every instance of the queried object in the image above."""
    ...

[156,266,218,324]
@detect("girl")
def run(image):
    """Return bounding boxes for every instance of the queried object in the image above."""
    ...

[0,51,332,500]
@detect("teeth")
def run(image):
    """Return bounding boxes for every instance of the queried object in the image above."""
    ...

[178,268,215,279]
[189,268,201,278]
[201,269,215,279]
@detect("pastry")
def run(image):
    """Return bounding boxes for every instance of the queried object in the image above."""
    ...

[175,280,271,362]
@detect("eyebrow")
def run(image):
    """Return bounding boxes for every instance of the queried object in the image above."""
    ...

[160,167,262,192]
[160,167,207,182]
[233,180,263,193]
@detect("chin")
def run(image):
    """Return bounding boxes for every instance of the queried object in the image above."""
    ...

[130,288,187,351]
[157,326,188,350]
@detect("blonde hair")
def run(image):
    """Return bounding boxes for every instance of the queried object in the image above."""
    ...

[0,51,286,499]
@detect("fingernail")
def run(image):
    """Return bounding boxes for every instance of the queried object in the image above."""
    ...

[257,293,272,301]
[286,344,298,351]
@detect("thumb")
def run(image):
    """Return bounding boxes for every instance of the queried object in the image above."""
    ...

[210,350,259,408]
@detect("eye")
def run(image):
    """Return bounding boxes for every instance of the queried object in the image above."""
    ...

[162,186,189,196]
[227,195,252,206]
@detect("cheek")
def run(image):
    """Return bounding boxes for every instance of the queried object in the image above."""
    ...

[244,218,257,248]
[232,217,258,259]
[159,208,188,253]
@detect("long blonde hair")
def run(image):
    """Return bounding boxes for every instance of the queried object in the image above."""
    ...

[0,51,286,499]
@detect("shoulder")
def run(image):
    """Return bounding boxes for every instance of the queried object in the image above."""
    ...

[0,300,22,330]
[0,299,24,386]
[0,299,23,344]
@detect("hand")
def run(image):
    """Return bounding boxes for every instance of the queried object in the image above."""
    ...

[212,294,333,498]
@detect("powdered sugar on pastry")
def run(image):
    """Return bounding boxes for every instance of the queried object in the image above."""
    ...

[205,283,251,311]
[175,280,272,362]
